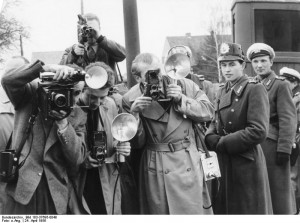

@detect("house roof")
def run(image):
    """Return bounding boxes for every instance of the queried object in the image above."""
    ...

[31,51,64,64]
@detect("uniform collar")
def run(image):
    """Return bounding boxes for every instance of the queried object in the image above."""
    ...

[224,75,248,96]
[258,71,276,90]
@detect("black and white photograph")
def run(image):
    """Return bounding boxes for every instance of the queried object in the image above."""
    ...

[0,0,300,221]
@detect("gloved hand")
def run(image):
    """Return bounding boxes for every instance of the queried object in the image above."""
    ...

[276,152,290,166]
[205,134,221,152]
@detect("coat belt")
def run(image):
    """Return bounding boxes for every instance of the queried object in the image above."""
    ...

[146,137,191,152]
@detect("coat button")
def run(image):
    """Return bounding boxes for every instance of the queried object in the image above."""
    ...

[228,121,232,125]
[38,172,42,176]
[235,99,238,102]
[231,109,234,112]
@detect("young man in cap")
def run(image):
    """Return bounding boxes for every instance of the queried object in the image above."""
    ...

[279,67,300,213]
[247,43,297,214]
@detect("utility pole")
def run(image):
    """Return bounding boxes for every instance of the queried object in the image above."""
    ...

[123,0,140,88]
[80,0,84,14]
[20,35,23,56]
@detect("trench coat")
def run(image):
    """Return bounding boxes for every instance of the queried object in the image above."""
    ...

[257,71,297,214]
[122,76,214,214]
[74,97,122,214]
[1,61,87,214]
[205,75,273,214]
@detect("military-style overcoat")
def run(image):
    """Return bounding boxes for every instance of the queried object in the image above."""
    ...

[258,71,297,214]
[205,75,273,214]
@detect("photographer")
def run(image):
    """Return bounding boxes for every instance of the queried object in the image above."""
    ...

[60,13,126,74]
[1,60,87,214]
[122,53,214,214]
[75,62,133,214]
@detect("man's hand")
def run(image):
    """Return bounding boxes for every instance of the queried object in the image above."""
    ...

[116,141,131,157]
[42,64,75,81]
[276,152,290,166]
[52,110,69,122]
[130,95,152,116]
[84,152,102,169]
[73,43,85,56]
[167,84,182,103]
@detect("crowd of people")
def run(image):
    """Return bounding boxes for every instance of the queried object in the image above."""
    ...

[0,13,300,215]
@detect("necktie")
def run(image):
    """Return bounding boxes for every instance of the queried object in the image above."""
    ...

[87,46,96,62]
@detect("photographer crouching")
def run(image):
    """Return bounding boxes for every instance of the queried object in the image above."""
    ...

[0,59,87,214]
[75,62,132,214]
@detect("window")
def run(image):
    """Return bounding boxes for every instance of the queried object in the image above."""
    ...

[255,9,300,52]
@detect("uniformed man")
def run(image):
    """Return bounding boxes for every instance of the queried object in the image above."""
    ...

[247,43,297,214]
[279,67,300,213]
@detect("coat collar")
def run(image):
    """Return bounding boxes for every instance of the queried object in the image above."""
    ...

[218,75,248,110]
[258,71,276,90]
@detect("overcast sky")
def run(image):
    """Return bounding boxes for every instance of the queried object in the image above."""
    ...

[1,0,231,73]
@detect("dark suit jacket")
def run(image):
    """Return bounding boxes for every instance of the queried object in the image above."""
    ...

[60,36,126,73]
[1,61,87,214]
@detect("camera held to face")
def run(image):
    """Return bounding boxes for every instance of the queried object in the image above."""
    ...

[38,70,86,120]
[77,14,93,43]
[91,131,107,164]
[143,69,166,101]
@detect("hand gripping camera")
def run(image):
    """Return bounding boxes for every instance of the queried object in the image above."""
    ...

[143,69,167,101]
[38,70,86,120]
[77,14,93,44]
[38,68,108,120]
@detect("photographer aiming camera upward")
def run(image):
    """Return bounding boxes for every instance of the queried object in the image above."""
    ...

[75,62,132,214]
[60,13,126,75]
[1,59,87,214]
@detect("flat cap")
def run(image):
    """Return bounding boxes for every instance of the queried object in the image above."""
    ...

[279,67,300,82]
[218,43,245,62]
[246,43,275,61]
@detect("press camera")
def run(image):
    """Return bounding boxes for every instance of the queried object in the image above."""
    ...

[37,70,86,120]
[143,69,166,101]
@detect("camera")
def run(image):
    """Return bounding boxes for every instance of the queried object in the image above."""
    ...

[0,150,19,183]
[143,69,166,101]
[91,131,107,164]
[77,14,93,44]
[38,70,86,120]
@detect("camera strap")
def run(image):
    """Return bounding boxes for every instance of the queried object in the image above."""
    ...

[4,132,13,151]
[15,85,39,163]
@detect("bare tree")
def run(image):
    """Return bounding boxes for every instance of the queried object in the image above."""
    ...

[208,0,232,83]
[193,0,232,83]
[0,0,29,64]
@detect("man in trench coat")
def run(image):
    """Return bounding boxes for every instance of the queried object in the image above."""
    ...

[122,53,214,214]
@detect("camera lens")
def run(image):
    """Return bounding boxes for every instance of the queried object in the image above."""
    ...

[96,152,106,163]
[151,85,159,91]
[54,94,67,107]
